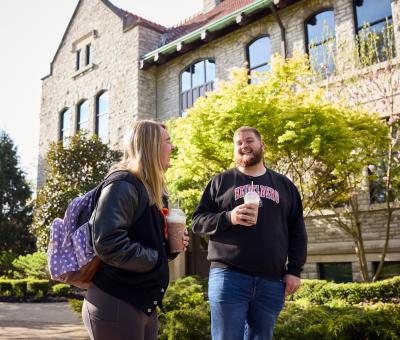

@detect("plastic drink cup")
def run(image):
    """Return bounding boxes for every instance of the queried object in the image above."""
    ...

[244,191,260,225]
[166,208,186,253]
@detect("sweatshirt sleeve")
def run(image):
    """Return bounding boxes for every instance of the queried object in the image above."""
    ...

[192,178,233,236]
[286,183,308,277]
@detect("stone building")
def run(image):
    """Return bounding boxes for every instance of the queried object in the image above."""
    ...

[39,0,400,281]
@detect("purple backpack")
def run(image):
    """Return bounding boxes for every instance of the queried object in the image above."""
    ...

[47,171,147,288]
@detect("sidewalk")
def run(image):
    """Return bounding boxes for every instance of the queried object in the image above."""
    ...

[0,302,89,339]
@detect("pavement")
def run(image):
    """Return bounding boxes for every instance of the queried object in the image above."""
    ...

[0,302,89,340]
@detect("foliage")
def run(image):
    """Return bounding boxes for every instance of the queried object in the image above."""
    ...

[0,131,35,254]
[52,283,71,296]
[166,53,387,220]
[275,302,400,340]
[11,252,48,279]
[26,279,49,297]
[158,275,210,340]
[290,276,400,305]
[0,250,19,277]
[68,298,83,316]
[30,132,121,250]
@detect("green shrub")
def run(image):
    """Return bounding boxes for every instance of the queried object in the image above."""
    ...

[158,303,211,340]
[0,251,19,277]
[275,302,400,339]
[12,279,27,296]
[26,279,49,297]
[69,298,83,316]
[163,275,206,311]
[158,275,210,339]
[12,252,48,279]
[292,276,400,304]
[0,279,13,296]
[52,283,71,296]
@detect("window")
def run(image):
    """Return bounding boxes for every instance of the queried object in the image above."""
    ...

[305,9,336,76]
[318,262,352,283]
[85,44,92,65]
[373,261,400,280]
[76,49,81,71]
[96,91,108,143]
[354,0,394,64]
[180,59,215,117]
[77,100,89,132]
[60,108,71,146]
[247,36,271,82]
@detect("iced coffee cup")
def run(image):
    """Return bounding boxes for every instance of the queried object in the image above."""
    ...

[244,191,260,225]
[166,208,186,253]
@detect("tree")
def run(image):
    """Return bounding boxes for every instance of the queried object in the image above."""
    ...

[30,132,122,250]
[321,21,400,281]
[167,53,386,214]
[166,53,388,281]
[0,131,34,254]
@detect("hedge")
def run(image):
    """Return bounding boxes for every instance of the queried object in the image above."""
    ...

[0,279,50,297]
[291,276,400,304]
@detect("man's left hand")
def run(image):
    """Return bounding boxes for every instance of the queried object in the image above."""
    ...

[283,274,301,297]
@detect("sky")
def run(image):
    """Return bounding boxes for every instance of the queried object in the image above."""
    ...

[0,0,203,190]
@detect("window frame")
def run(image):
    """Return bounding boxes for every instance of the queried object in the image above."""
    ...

[318,262,353,283]
[95,90,109,143]
[59,108,71,145]
[179,58,215,117]
[76,49,81,71]
[85,44,92,66]
[76,99,89,133]
[304,8,336,75]
[246,35,272,75]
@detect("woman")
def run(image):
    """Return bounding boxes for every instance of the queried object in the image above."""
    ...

[82,120,188,340]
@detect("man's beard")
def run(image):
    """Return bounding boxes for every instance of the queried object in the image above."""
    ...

[235,147,263,168]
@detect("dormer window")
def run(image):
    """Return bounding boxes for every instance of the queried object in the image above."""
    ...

[72,30,97,77]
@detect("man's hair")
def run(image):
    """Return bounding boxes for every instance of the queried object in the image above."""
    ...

[233,126,262,141]
[109,119,166,209]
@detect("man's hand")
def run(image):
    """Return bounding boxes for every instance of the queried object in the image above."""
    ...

[230,204,258,226]
[283,274,301,297]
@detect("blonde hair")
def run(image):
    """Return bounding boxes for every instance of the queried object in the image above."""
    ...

[110,120,167,209]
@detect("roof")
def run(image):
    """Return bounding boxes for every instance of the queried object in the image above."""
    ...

[163,0,256,44]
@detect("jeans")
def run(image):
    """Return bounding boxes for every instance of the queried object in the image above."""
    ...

[208,267,285,340]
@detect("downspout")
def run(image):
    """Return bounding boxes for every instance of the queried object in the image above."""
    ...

[270,2,287,58]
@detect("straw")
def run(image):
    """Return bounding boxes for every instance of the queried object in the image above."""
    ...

[251,181,254,192]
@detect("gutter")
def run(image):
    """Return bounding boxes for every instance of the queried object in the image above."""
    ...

[140,0,274,65]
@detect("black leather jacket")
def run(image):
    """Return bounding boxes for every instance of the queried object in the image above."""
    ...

[89,173,170,315]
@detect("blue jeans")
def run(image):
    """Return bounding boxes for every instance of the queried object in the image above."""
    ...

[208,267,285,340]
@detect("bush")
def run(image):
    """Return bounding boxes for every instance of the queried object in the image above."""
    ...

[12,252,48,279]
[158,275,210,340]
[11,279,27,296]
[52,283,71,296]
[0,251,19,277]
[275,302,400,339]
[159,303,211,340]
[292,276,400,304]
[0,279,13,296]
[69,298,83,316]
[26,279,49,297]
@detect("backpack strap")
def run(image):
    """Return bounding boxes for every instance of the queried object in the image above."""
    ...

[94,170,148,224]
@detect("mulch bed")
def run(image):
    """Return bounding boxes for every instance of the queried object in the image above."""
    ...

[0,293,84,303]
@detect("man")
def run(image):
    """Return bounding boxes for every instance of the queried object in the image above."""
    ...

[192,126,307,340]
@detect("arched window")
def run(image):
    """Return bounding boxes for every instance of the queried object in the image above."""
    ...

[60,108,71,146]
[95,91,108,143]
[305,9,336,76]
[247,36,271,82]
[180,59,215,117]
[77,100,89,132]
[354,0,394,64]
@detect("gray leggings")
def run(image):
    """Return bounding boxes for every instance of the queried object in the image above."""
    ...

[82,284,158,340]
